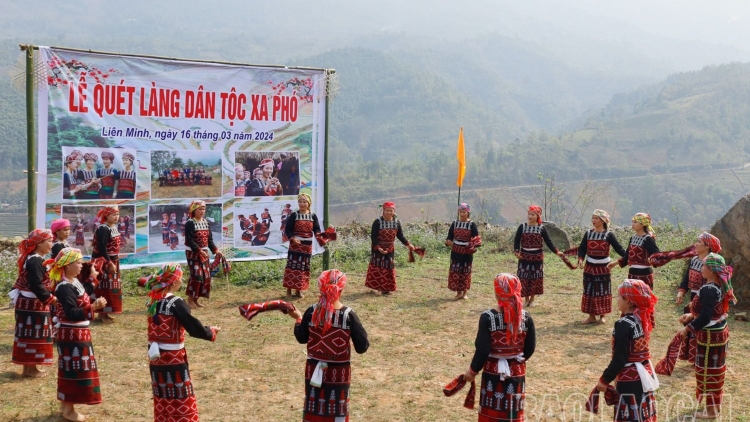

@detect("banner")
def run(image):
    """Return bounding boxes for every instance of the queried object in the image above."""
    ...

[37,47,328,268]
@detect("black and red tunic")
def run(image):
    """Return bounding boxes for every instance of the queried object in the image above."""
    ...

[618,234,659,289]
[282,212,321,291]
[97,167,117,199]
[55,278,100,405]
[161,217,170,245]
[234,179,246,197]
[63,171,80,200]
[446,220,479,292]
[679,256,706,298]
[364,217,410,293]
[600,314,657,422]
[148,294,216,422]
[513,223,558,298]
[294,305,369,422]
[92,224,123,314]
[117,170,136,199]
[74,222,86,246]
[184,218,218,299]
[470,309,536,422]
[577,230,626,316]
[11,254,55,366]
[77,168,100,199]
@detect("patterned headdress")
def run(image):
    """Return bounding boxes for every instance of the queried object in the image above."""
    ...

[298,193,312,206]
[260,158,275,168]
[50,218,71,240]
[139,263,184,316]
[618,279,658,335]
[44,247,83,285]
[235,163,244,173]
[698,232,721,254]
[122,152,135,162]
[528,205,543,225]
[65,150,83,164]
[311,269,348,334]
[96,206,119,223]
[243,171,252,179]
[83,152,99,161]
[17,229,53,272]
[493,273,524,343]
[253,168,262,178]
[100,151,115,160]
[458,203,471,214]
[188,200,206,218]
[592,209,610,225]
[632,213,655,237]
[703,253,737,306]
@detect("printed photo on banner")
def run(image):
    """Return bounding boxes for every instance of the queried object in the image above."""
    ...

[234,151,300,198]
[234,201,292,248]
[150,150,223,199]
[146,202,223,254]
[61,146,138,201]
[60,205,136,256]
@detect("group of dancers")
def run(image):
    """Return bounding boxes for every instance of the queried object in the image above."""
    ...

[161,212,188,250]
[8,197,737,421]
[158,166,214,186]
[71,215,132,248]
[238,206,285,246]
[62,150,136,200]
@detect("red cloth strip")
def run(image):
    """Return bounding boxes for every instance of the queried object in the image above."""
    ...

[408,247,426,263]
[648,245,697,268]
[443,374,476,410]
[585,385,620,414]
[315,226,338,246]
[655,332,685,376]
[210,254,231,277]
[560,247,579,269]
[239,300,296,321]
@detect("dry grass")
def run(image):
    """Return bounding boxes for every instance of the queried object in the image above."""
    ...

[1,246,749,421]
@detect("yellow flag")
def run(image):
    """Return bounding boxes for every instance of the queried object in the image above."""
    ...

[456,127,466,187]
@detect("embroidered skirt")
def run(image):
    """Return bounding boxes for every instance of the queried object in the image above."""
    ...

[150,347,199,422]
[517,250,544,297]
[11,296,54,365]
[283,240,312,290]
[57,325,101,404]
[365,249,397,292]
[448,245,474,292]
[185,250,212,299]
[695,323,729,407]
[94,257,123,314]
[613,363,657,422]
[303,359,351,422]
[478,357,526,422]
[581,262,612,315]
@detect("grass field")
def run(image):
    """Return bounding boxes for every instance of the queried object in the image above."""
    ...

[0,224,749,421]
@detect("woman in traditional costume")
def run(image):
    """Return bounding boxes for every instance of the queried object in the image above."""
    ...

[50,247,107,422]
[513,205,562,307]
[116,152,136,199]
[92,206,123,324]
[463,273,536,422]
[291,269,369,422]
[77,152,101,200]
[51,218,72,258]
[74,218,87,246]
[63,150,83,200]
[594,279,658,422]
[260,158,283,196]
[609,213,659,289]
[283,193,321,298]
[364,201,415,295]
[577,209,626,324]
[97,151,118,199]
[141,263,220,422]
[677,253,736,419]
[10,229,55,377]
[445,203,480,300]
[184,200,221,308]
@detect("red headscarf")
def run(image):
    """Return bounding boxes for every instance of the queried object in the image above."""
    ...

[618,279,658,335]
[17,229,53,272]
[96,206,119,223]
[493,273,524,343]
[51,218,71,240]
[311,269,348,334]
[528,205,542,225]
[699,232,721,254]
[382,201,395,209]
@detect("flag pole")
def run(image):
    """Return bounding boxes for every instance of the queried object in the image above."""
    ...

[456,126,465,219]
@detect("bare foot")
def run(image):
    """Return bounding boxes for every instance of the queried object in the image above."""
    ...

[187,298,198,309]
[286,289,292,298]
[372,290,382,296]
[581,316,597,324]
[694,409,719,419]
[382,291,391,295]
[461,293,469,300]
[62,403,88,421]
[298,291,305,299]
[523,298,530,307]
[21,365,46,378]
[195,300,205,308]
[598,316,606,324]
